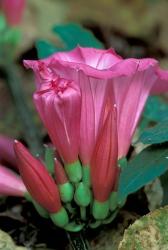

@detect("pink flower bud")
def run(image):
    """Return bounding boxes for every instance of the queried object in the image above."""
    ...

[14,140,62,213]
[91,105,119,202]
[33,77,81,164]
[1,0,26,26]
[0,165,26,196]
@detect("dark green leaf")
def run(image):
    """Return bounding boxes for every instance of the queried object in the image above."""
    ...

[118,144,168,201]
[139,120,168,145]
[143,96,168,123]
[36,23,104,59]
[52,23,104,50]
[36,40,60,59]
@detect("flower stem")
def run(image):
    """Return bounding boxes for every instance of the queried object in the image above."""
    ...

[80,206,86,221]
[67,232,90,250]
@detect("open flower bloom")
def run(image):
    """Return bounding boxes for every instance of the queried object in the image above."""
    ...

[91,104,118,202]
[24,47,168,161]
[14,140,62,213]
[0,165,26,196]
[0,0,26,26]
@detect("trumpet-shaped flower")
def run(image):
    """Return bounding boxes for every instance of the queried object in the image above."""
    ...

[1,0,26,26]
[24,47,168,163]
[14,140,61,213]
[0,165,26,196]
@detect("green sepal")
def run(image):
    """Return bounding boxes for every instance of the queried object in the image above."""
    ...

[24,192,49,218]
[92,200,110,220]
[82,165,91,186]
[118,157,127,169]
[59,182,74,203]
[65,160,82,183]
[44,145,55,174]
[32,200,49,218]
[74,182,92,207]
[102,210,118,224]
[89,220,102,229]
[50,207,69,228]
[64,222,85,232]
[109,191,118,211]
[24,192,32,202]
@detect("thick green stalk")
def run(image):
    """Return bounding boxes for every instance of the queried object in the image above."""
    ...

[3,63,43,155]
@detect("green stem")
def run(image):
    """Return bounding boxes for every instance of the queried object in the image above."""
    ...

[3,63,43,155]
[80,206,86,221]
[67,232,90,250]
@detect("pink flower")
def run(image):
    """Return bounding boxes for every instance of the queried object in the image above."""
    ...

[0,164,26,196]
[24,46,167,162]
[1,0,26,26]
[33,77,81,164]
[91,105,118,202]
[0,135,17,168]
[151,68,168,94]
[14,140,62,213]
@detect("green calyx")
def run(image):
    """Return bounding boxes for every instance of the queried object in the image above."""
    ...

[32,200,49,218]
[50,207,69,228]
[82,165,91,186]
[64,222,85,232]
[92,200,110,220]
[65,160,82,183]
[24,192,49,218]
[74,182,92,207]
[58,182,74,203]
[109,191,118,211]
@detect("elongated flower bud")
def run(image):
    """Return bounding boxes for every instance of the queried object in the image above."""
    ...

[1,0,26,26]
[0,164,26,196]
[91,105,119,219]
[14,140,61,213]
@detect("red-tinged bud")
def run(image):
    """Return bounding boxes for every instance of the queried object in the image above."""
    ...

[14,140,62,213]
[54,159,68,185]
[54,159,74,203]
[1,0,26,26]
[91,105,119,202]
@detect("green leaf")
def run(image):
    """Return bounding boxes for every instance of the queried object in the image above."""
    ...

[118,144,168,202]
[36,40,60,59]
[139,120,168,145]
[143,96,168,123]
[52,23,104,50]
[36,23,104,59]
